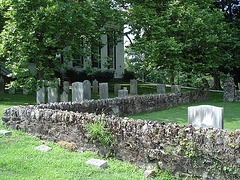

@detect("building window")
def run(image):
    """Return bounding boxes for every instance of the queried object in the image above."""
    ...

[91,45,101,68]
[107,35,116,69]
[73,54,84,68]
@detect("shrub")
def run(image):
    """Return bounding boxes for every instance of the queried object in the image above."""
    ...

[64,68,88,83]
[123,70,135,81]
[92,69,115,82]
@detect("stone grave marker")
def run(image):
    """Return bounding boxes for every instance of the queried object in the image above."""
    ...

[156,84,166,94]
[36,87,45,104]
[60,91,68,102]
[118,89,128,97]
[99,83,108,99]
[23,87,28,95]
[171,85,181,93]
[188,105,224,129]
[0,130,12,136]
[224,78,235,102]
[130,79,138,95]
[0,76,4,93]
[72,82,84,102]
[92,79,98,94]
[114,84,122,95]
[63,81,69,94]
[83,80,91,100]
[9,86,16,94]
[123,87,128,90]
[35,145,52,152]
[48,86,58,103]
[85,159,108,169]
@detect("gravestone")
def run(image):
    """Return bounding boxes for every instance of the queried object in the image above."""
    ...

[83,80,91,100]
[23,87,28,95]
[171,85,181,93]
[118,89,128,97]
[48,86,58,103]
[114,84,122,95]
[72,82,84,102]
[85,159,108,169]
[130,79,138,95]
[92,79,98,94]
[63,81,69,94]
[0,76,4,93]
[223,78,235,102]
[37,87,45,104]
[60,91,68,102]
[0,130,12,136]
[35,145,52,152]
[188,105,224,129]
[9,86,16,94]
[99,83,108,99]
[123,87,128,90]
[156,84,166,94]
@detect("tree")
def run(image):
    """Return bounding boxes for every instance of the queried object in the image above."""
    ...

[123,0,238,88]
[0,0,125,90]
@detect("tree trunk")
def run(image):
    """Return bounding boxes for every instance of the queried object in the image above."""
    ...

[212,72,222,90]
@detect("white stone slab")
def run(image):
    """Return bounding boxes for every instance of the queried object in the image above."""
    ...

[85,159,108,169]
[0,130,12,136]
[35,145,52,152]
[188,105,224,129]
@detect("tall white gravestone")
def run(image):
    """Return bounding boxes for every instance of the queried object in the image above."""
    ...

[48,86,58,103]
[130,79,138,95]
[188,105,224,129]
[99,83,108,99]
[83,80,91,100]
[92,79,98,94]
[36,87,46,104]
[72,82,84,102]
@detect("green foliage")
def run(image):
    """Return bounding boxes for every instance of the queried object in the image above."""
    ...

[86,119,113,147]
[122,70,135,81]
[92,69,115,82]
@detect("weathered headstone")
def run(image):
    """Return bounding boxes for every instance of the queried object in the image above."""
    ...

[118,89,128,97]
[23,87,28,95]
[63,81,69,94]
[171,85,181,93]
[99,83,108,99]
[224,78,235,102]
[114,84,122,95]
[83,80,91,100]
[0,130,12,136]
[72,82,84,102]
[85,159,108,169]
[130,79,138,95]
[35,145,52,152]
[60,91,68,102]
[123,87,128,90]
[0,76,4,94]
[36,87,45,104]
[9,86,16,94]
[188,105,224,129]
[156,84,166,94]
[92,79,98,94]
[48,86,58,103]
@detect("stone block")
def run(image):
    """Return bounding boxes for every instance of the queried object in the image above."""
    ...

[99,83,108,99]
[36,87,45,104]
[60,91,68,102]
[171,85,181,93]
[48,86,58,103]
[83,80,91,100]
[130,79,138,95]
[0,130,12,136]
[188,105,224,129]
[224,78,235,102]
[72,82,84,102]
[156,84,166,94]
[85,159,108,169]
[118,90,128,97]
[35,145,52,152]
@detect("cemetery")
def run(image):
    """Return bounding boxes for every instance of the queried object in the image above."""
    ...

[1,79,240,179]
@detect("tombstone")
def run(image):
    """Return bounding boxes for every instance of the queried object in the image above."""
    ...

[9,86,16,94]
[85,159,108,169]
[118,89,128,98]
[36,87,46,104]
[0,130,12,136]
[0,76,4,93]
[130,79,138,95]
[188,105,224,129]
[63,81,69,94]
[23,87,28,95]
[171,85,181,93]
[92,79,98,94]
[72,82,84,102]
[83,80,91,100]
[60,91,68,102]
[123,87,128,90]
[156,84,166,94]
[114,84,122,95]
[224,78,235,102]
[99,83,108,99]
[48,86,58,103]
